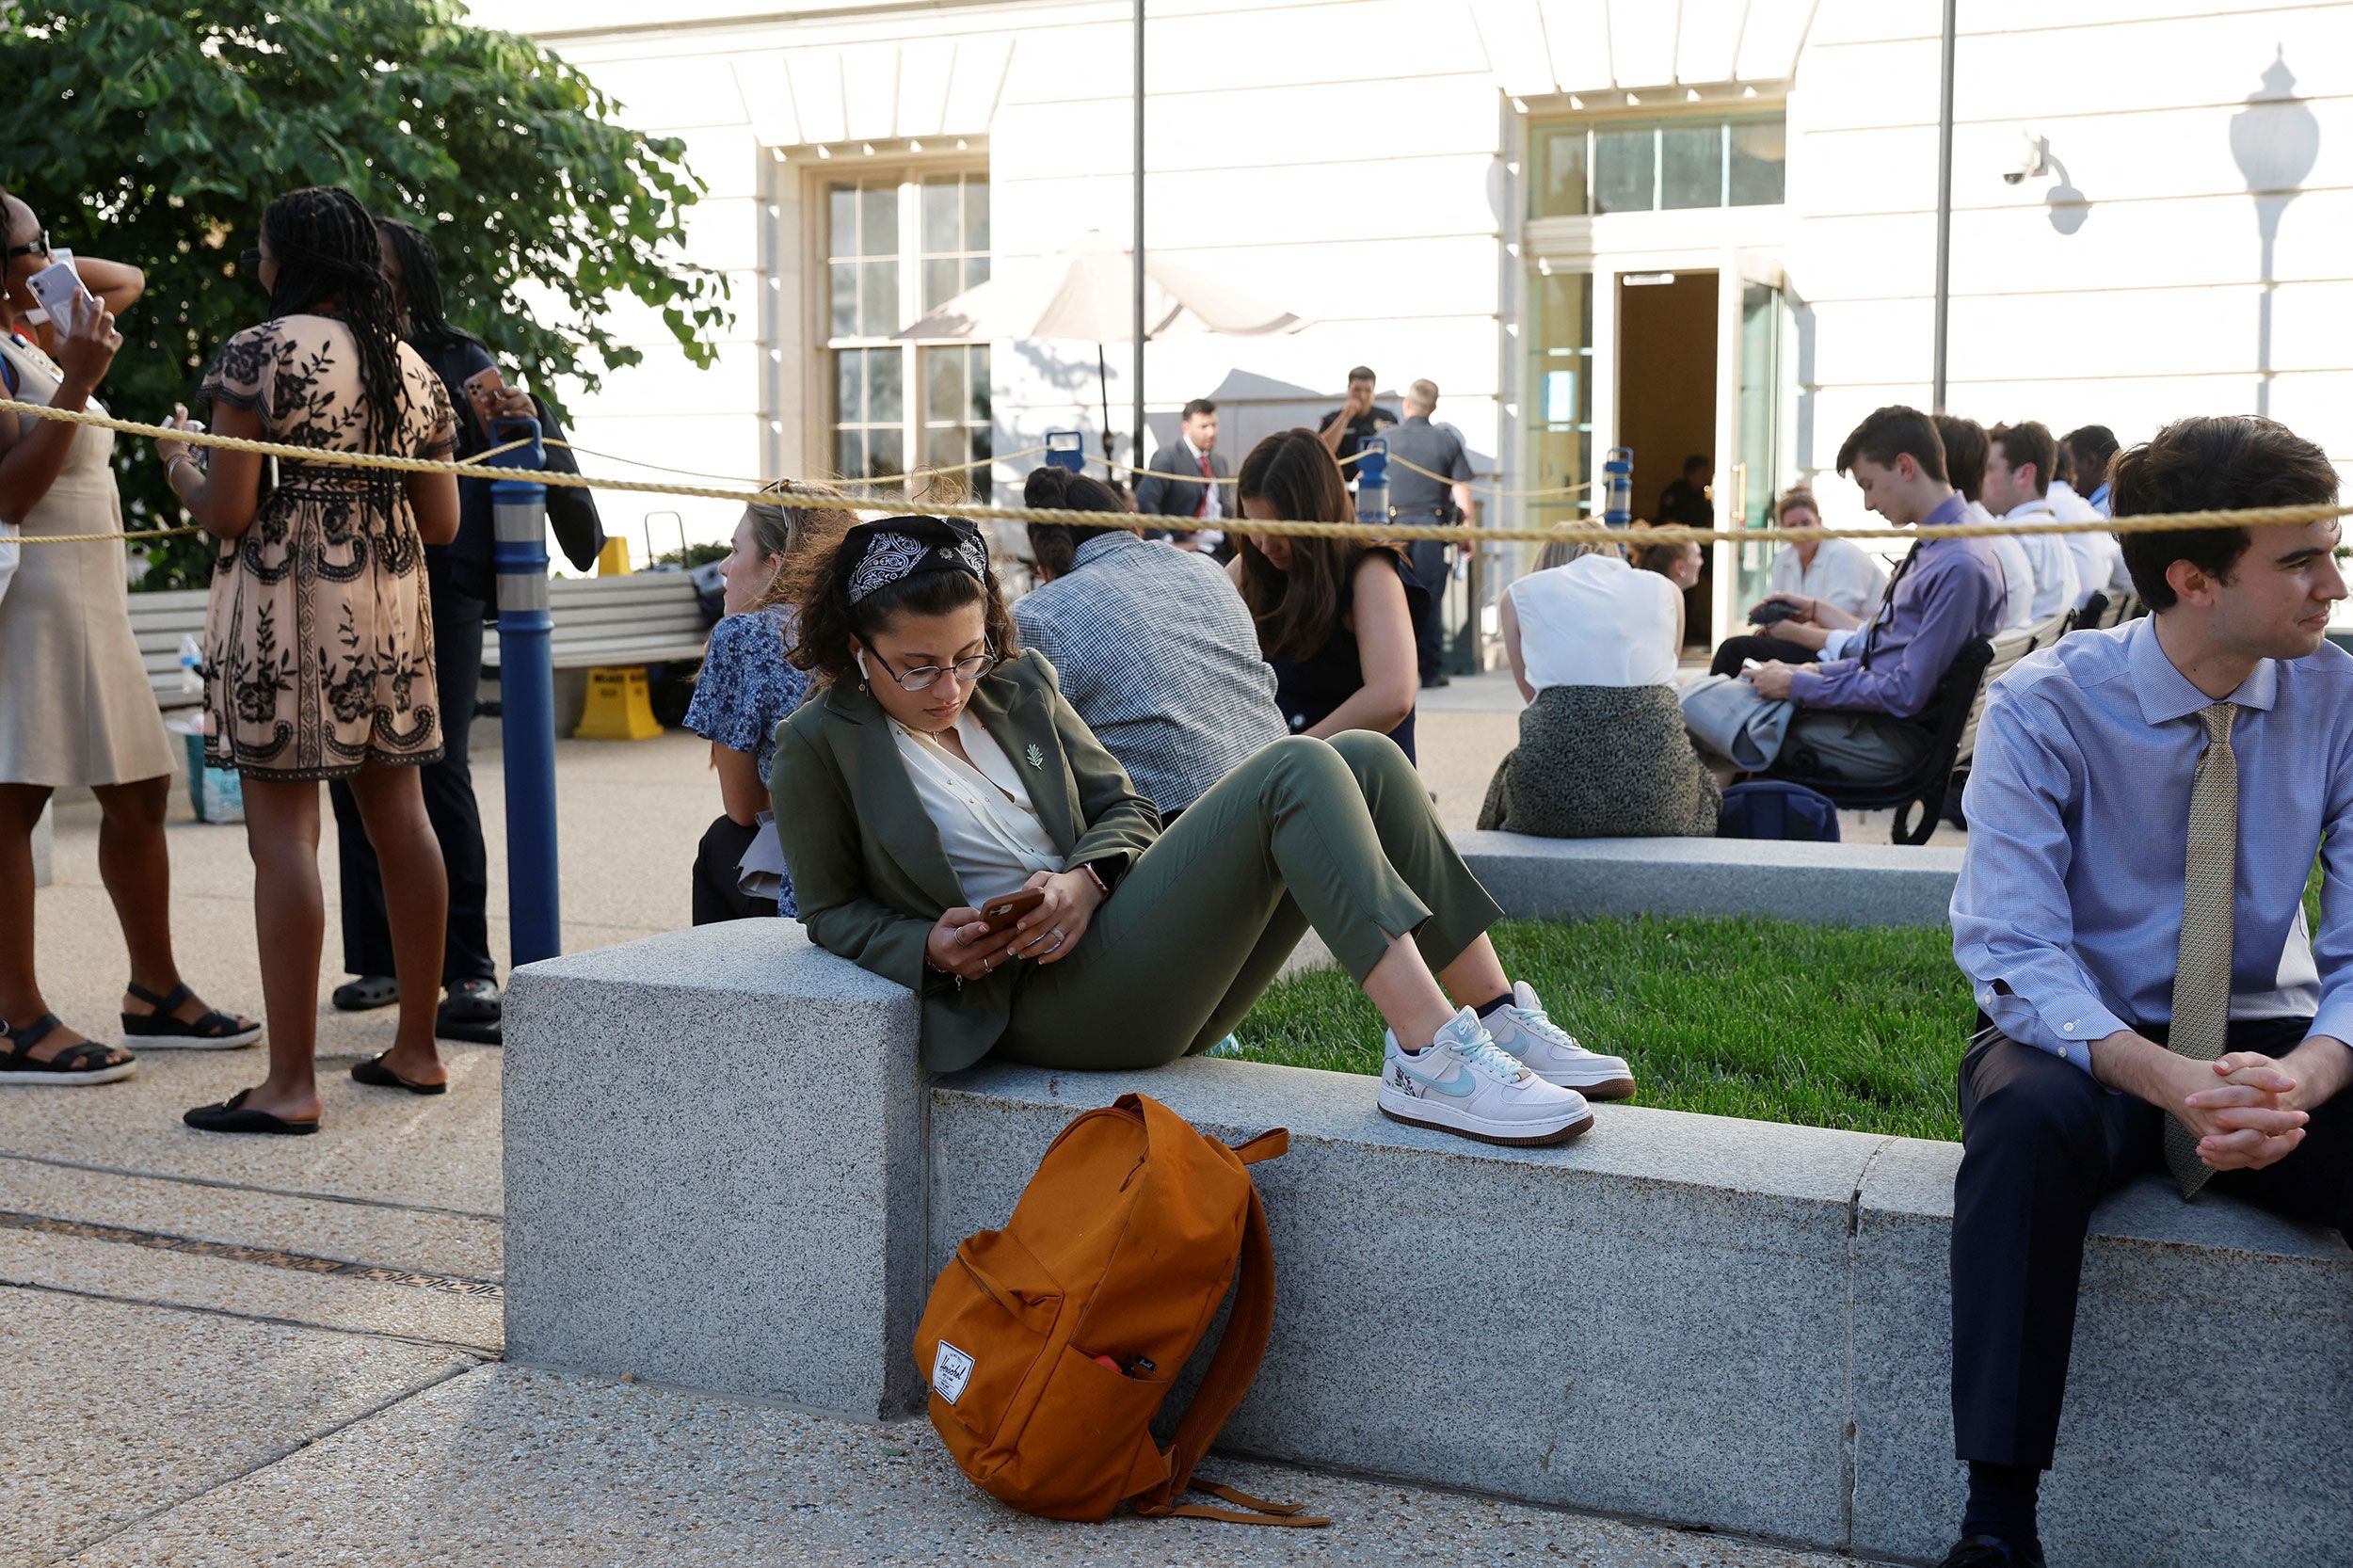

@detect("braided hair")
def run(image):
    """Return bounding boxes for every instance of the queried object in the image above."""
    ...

[375,218,483,358]
[262,186,407,457]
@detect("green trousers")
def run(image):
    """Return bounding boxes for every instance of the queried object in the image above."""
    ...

[996,731,1503,1070]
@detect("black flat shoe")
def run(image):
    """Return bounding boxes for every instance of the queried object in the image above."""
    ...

[184,1088,319,1136]
[1938,1537,2046,1568]
[350,1052,448,1096]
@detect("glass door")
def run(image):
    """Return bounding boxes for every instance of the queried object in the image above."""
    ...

[1527,267,1594,577]
[1727,258,1788,616]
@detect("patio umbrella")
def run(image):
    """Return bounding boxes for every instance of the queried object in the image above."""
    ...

[893,231,1307,460]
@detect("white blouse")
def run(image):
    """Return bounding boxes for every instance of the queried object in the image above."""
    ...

[1509,553,1681,690]
[1767,533,1888,620]
[890,711,1064,904]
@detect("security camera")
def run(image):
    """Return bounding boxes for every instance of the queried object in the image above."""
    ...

[2006,132,2050,186]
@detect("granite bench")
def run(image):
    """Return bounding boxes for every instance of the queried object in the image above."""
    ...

[504,922,2352,1567]
[1454,831,1962,927]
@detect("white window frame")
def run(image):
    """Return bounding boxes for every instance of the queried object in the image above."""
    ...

[800,157,991,488]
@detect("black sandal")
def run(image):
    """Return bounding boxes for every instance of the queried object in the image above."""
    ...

[350,1052,449,1096]
[0,1016,136,1086]
[120,982,263,1051]
[183,1087,319,1136]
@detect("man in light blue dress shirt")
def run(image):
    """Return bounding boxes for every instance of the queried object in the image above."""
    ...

[1941,415,2353,1568]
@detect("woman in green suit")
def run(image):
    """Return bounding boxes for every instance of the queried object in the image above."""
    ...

[770,515,1638,1147]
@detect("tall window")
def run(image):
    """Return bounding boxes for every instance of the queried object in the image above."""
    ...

[1530,114,1785,218]
[825,170,991,481]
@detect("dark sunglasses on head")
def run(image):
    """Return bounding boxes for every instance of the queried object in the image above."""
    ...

[5,229,51,262]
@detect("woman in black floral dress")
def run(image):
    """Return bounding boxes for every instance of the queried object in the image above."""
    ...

[155,187,461,1134]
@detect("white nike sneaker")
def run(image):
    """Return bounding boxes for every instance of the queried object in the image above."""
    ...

[1483,982,1637,1101]
[1377,1007,1593,1147]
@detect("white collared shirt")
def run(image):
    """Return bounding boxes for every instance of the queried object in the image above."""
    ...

[1998,499,2082,621]
[2051,480,2129,601]
[1768,533,1888,620]
[1181,436,1224,521]
[1969,499,2039,632]
[889,711,1064,904]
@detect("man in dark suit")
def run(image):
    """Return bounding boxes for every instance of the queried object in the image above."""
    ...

[1133,398,1232,553]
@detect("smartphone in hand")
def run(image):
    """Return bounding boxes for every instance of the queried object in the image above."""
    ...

[462,365,508,421]
[25,260,95,331]
[979,888,1048,933]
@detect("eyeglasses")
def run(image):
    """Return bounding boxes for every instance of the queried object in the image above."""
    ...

[237,248,263,280]
[869,646,996,693]
[5,230,50,263]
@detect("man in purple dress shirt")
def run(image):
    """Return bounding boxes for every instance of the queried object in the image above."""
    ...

[1742,406,2007,785]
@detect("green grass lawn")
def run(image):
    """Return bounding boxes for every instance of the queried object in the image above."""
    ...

[1234,916,1975,1142]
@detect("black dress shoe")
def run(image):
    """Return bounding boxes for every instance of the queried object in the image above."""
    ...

[1938,1537,2046,1568]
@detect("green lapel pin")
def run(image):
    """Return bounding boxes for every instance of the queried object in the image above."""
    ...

[1024,743,1044,769]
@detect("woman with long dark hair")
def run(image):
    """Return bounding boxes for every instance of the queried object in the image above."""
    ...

[319,218,582,1045]
[772,515,1638,1150]
[155,186,461,1134]
[1227,429,1427,761]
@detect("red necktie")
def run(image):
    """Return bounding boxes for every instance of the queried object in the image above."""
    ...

[1195,452,1213,519]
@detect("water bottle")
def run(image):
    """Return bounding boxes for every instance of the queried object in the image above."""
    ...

[178,633,203,694]
[1354,436,1391,531]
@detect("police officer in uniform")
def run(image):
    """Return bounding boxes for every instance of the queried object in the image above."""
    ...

[1316,364,1398,466]
[1382,378,1477,688]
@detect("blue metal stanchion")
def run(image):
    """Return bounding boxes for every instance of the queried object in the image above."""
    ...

[1044,430,1086,473]
[486,418,561,966]
[1604,447,1633,528]
[1354,435,1391,528]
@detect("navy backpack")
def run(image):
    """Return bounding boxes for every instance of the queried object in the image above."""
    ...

[1717,780,1842,842]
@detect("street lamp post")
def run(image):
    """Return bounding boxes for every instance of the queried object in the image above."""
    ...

[2230,53,2320,418]
[1930,0,1957,413]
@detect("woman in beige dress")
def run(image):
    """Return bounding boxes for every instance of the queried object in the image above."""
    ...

[157,187,459,1135]
[0,188,259,1087]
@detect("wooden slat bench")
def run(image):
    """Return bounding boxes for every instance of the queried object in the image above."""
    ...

[127,573,713,718]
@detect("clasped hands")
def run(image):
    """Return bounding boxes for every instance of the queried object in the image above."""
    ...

[2173,1051,2314,1173]
[923,868,1104,983]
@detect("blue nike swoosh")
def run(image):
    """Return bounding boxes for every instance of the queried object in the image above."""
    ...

[1398,1058,1480,1097]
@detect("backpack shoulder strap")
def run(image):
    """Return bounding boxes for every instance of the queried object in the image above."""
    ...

[1226,1128,1288,1165]
[1133,1181,1326,1527]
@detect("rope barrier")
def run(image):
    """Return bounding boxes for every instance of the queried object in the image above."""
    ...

[5,394,2346,551]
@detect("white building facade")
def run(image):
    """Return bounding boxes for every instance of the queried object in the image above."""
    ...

[468,0,2353,642]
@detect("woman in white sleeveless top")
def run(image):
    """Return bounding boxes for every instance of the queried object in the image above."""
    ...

[1481,542,1719,839]
[0,195,257,1087]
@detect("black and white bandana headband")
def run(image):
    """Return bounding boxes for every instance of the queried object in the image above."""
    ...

[842,516,992,604]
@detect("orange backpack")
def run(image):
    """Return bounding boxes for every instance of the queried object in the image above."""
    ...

[913,1093,1326,1527]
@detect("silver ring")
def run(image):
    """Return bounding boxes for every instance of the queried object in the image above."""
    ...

[1047,930,1066,952]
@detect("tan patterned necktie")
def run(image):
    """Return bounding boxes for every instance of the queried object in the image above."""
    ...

[2164,701,2239,1197]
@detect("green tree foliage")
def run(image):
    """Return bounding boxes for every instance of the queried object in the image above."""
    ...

[0,0,729,586]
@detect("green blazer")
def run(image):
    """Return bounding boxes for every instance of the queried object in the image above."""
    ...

[767,648,1162,1072]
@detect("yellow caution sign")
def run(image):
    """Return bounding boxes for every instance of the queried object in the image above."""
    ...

[595,536,632,576]
[575,665,664,741]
